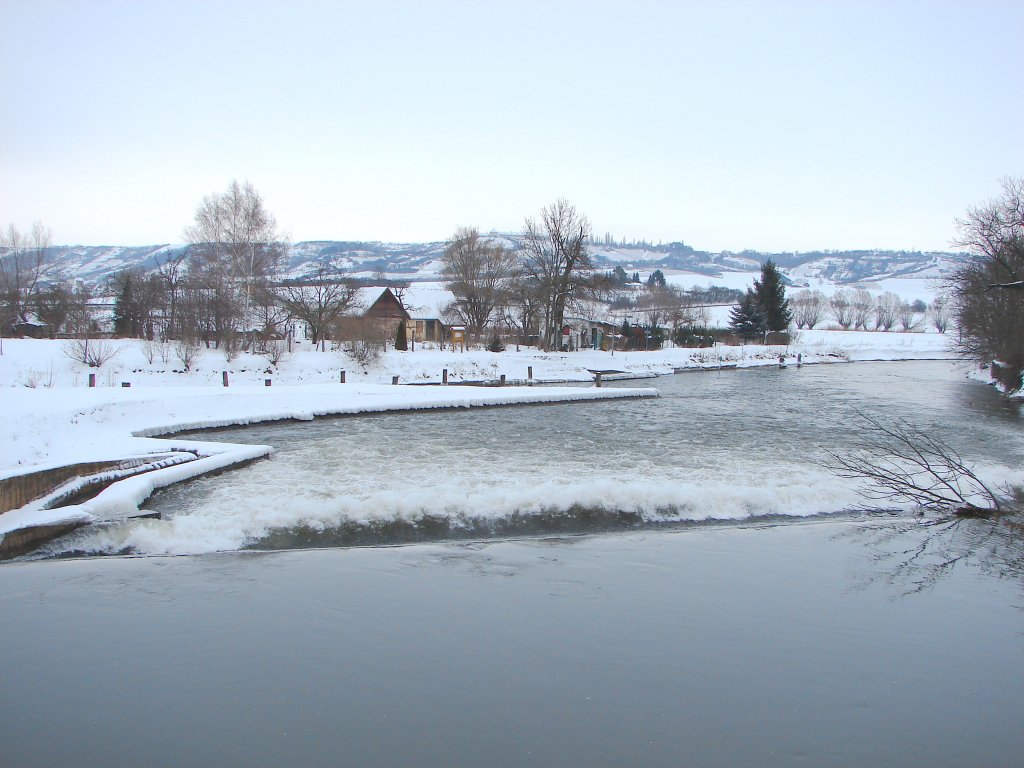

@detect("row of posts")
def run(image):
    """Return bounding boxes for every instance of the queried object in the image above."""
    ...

[94,365,606,389]
[214,365,559,387]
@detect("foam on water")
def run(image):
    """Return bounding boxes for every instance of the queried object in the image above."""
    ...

[44,469,866,556]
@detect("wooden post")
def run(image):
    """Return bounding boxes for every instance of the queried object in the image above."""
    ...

[500,374,506,386]
[392,375,399,385]
[339,370,346,383]
[595,372,602,387]
[222,371,229,387]
[265,378,272,387]
[88,373,96,387]
[442,368,448,385]
[528,366,533,380]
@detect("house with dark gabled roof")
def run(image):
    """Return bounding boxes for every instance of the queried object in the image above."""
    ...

[363,287,410,322]
[359,287,448,345]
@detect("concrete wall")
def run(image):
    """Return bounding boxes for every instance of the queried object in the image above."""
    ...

[0,521,86,559]
[0,461,126,515]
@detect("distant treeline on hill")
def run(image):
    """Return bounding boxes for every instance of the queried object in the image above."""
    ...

[17,239,967,289]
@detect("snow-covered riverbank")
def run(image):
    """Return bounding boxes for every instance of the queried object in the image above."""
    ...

[1,329,956,390]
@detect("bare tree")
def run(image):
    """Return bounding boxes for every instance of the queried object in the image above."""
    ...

[184,180,286,348]
[822,412,1010,517]
[950,177,1024,392]
[954,176,1024,280]
[441,227,517,343]
[790,289,826,329]
[278,260,358,348]
[260,339,291,368]
[829,289,855,329]
[898,302,921,331]
[635,284,694,333]
[873,291,902,331]
[500,277,543,348]
[250,283,290,352]
[850,288,874,330]
[64,283,96,337]
[174,335,201,370]
[665,288,704,336]
[928,298,950,333]
[372,269,413,311]
[33,282,75,338]
[154,249,188,341]
[520,199,593,351]
[1,221,51,332]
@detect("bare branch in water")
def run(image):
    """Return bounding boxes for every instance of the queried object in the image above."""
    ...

[822,412,1011,517]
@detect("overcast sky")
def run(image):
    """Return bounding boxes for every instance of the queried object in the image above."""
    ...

[2,1,1021,251]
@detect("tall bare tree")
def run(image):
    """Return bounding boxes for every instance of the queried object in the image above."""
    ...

[278,260,358,348]
[440,227,517,343]
[1,221,51,333]
[520,199,593,351]
[950,177,1024,392]
[184,180,286,347]
[154,249,188,341]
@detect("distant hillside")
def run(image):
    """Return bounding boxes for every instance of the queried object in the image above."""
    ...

[36,239,967,288]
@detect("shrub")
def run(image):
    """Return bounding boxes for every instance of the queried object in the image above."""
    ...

[62,337,121,368]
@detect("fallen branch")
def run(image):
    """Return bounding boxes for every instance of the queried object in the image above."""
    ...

[823,412,1010,517]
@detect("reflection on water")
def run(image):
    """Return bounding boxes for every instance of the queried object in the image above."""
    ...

[845,513,1024,594]
[31,361,1024,557]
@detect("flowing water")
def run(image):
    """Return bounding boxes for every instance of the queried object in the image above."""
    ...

[35,360,1024,557]
[3,361,1024,767]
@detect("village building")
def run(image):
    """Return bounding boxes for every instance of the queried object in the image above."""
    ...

[358,286,448,346]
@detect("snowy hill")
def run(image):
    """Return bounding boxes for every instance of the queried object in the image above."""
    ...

[36,239,967,288]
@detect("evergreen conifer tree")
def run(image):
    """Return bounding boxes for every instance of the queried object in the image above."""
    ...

[647,269,666,287]
[112,278,135,337]
[394,321,408,351]
[729,289,766,341]
[753,260,792,333]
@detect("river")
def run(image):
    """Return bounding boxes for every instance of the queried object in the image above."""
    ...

[2,361,1023,766]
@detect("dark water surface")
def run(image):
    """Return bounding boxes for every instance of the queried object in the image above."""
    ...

[2,361,1023,766]
[2,523,1022,767]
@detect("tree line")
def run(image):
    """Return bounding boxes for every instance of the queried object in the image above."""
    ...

[787,289,948,333]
